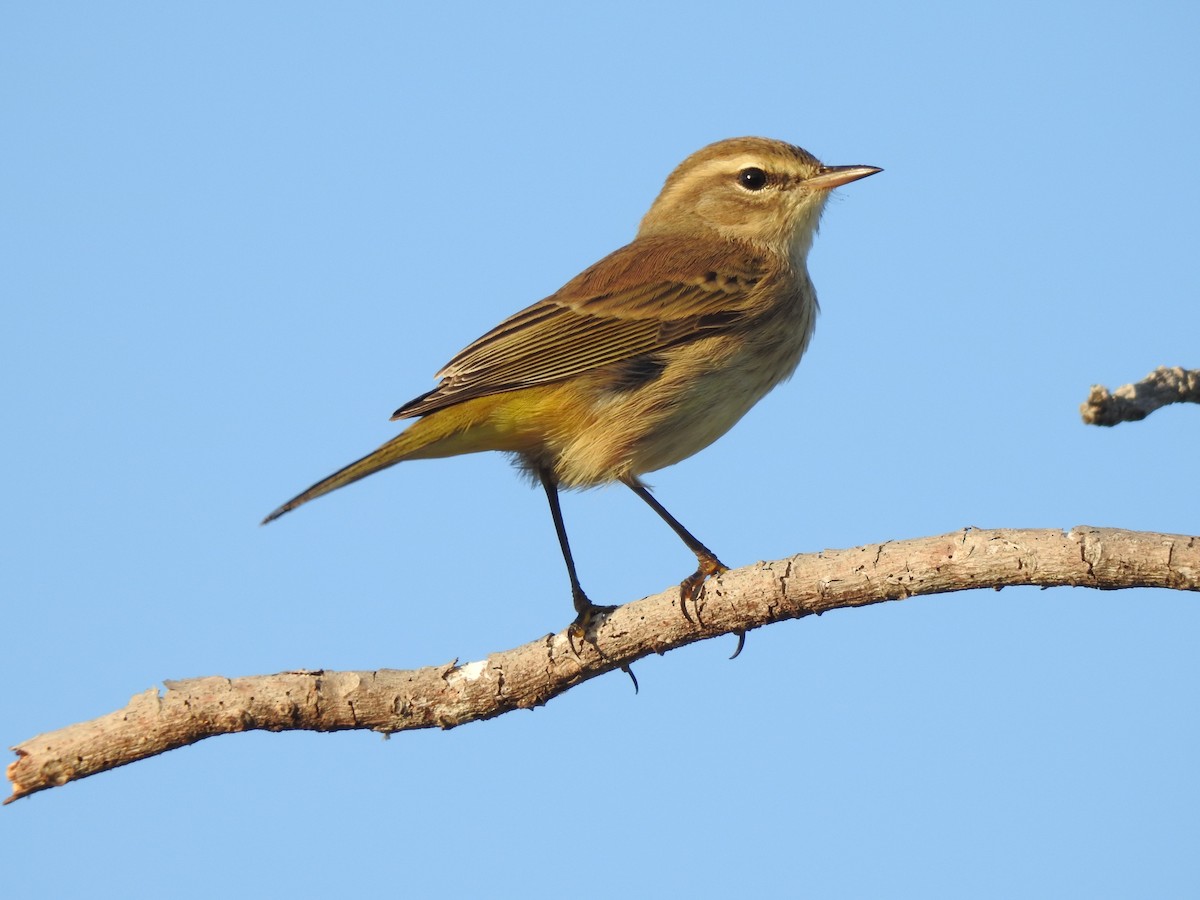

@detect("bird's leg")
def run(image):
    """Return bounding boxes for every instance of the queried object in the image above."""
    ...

[539,469,615,646]
[622,477,728,624]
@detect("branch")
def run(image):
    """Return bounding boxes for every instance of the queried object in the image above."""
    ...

[1081,365,1200,425]
[8,526,1198,804]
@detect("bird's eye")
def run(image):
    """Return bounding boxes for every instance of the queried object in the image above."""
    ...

[737,167,769,191]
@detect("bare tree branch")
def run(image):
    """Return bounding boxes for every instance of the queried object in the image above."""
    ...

[1081,366,1200,426]
[8,526,1198,804]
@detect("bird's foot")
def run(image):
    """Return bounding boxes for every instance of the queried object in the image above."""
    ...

[678,554,728,625]
[566,596,620,656]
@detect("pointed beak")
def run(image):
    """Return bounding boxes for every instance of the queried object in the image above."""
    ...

[805,165,883,191]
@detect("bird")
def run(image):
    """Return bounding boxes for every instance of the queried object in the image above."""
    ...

[263,137,880,637]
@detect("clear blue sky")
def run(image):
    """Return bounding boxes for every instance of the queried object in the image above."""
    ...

[5,2,1198,897]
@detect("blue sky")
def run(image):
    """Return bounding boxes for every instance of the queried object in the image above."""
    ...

[4,2,1198,896]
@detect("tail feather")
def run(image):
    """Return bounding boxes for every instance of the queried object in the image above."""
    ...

[261,432,417,524]
[261,394,517,524]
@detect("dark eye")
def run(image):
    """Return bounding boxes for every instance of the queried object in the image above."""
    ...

[737,167,769,191]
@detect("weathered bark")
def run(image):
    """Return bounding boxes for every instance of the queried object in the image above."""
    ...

[1081,366,1200,425]
[8,526,1198,804]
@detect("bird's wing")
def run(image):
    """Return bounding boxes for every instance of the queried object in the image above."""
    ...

[392,235,774,419]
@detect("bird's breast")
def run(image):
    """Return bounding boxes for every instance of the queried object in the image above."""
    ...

[546,275,818,487]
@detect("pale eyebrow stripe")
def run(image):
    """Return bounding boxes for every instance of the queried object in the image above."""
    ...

[684,154,768,179]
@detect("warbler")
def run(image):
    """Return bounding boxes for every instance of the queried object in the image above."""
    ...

[263,137,880,632]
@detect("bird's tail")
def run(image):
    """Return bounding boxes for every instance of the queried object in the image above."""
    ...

[261,398,509,524]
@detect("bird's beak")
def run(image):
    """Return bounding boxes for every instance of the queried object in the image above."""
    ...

[806,165,883,191]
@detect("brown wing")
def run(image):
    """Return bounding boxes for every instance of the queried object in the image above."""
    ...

[392,234,774,419]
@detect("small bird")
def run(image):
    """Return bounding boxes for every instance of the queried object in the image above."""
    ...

[264,137,879,635]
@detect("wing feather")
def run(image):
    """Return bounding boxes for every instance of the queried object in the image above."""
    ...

[393,235,774,419]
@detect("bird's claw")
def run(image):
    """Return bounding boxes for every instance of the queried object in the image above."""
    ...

[566,601,619,656]
[679,556,728,625]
